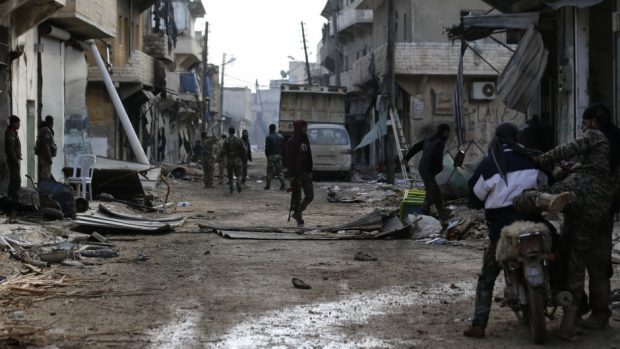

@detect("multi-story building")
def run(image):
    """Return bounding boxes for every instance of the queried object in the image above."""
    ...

[320,0,520,166]
[0,0,121,189]
[223,87,252,134]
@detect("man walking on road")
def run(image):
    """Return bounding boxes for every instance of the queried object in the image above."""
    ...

[286,120,314,226]
[241,129,252,187]
[402,123,451,220]
[35,115,57,180]
[5,115,22,223]
[222,127,245,194]
[264,124,286,190]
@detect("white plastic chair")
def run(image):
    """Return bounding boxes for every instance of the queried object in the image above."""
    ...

[67,154,96,200]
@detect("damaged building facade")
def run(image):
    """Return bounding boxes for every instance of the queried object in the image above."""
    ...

[0,0,209,199]
[0,0,117,191]
[86,0,207,165]
[319,0,523,167]
[465,0,620,147]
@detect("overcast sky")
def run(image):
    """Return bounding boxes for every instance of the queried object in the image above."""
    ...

[199,0,328,91]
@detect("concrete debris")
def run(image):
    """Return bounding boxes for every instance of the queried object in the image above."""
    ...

[292,278,311,290]
[39,251,73,264]
[79,249,119,258]
[9,310,26,321]
[354,252,378,261]
[136,254,150,262]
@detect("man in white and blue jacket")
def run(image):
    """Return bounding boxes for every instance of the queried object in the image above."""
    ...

[464,123,551,339]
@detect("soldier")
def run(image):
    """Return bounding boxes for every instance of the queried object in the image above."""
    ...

[199,132,218,188]
[286,120,314,226]
[241,129,252,186]
[5,115,22,223]
[216,134,227,185]
[264,124,286,190]
[512,106,614,340]
[221,127,245,194]
[576,104,620,329]
[35,115,57,180]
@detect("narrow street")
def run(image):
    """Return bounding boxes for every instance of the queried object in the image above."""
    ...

[1,155,618,348]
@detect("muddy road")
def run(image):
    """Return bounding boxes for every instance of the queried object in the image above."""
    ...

[1,156,619,348]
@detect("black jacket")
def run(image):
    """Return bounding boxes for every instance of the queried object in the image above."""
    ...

[265,132,284,157]
[404,133,446,175]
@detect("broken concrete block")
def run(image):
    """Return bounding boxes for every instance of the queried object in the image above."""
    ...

[292,278,311,290]
[89,232,109,244]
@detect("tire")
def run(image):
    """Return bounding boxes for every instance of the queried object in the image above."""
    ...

[526,284,547,345]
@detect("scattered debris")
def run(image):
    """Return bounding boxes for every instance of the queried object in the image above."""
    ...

[80,249,119,258]
[89,232,109,244]
[427,238,447,246]
[136,254,150,262]
[202,211,413,240]
[39,251,72,264]
[445,218,476,240]
[292,278,311,290]
[177,202,191,207]
[75,204,186,233]
[8,310,26,321]
[612,289,620,309]
[0,276,5,284]
[354,252,378,261]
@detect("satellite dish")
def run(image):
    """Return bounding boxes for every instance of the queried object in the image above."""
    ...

[280,70,288,79]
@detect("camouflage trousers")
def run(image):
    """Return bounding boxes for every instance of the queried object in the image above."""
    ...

[218,159,227,184]
[266,155,285,187]
[513,172,613,309]
[472,240,501,328]
[290,172,314,215]
[201,155,215,187]
[227,158,242,192]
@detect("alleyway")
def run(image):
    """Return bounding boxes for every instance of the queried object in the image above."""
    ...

[0,155,618,348]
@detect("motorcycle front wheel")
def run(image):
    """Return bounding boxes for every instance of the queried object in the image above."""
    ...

[527,284,547,344]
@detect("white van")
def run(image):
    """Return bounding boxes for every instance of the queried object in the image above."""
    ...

[307,123,352,175]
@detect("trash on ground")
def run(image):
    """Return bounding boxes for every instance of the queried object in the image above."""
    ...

[74,204,185,233]
[292,278,311,290]
[408,215,442,239]
[79,249,119,258]
[354,252,378,261]
[427,238,447,245]
[0,276,5,284]
[136,254,150,262]
[445,218,476,240]
[177,202,191,207]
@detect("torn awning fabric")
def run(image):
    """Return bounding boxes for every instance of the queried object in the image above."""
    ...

[496,25,548,113]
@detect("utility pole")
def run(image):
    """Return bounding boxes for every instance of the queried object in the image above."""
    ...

[331,0,341,86]
[202,21,209,133]
[385,0,396,184]
[301,22,312,85]
[219,53,226,136]
[256,79,265,112]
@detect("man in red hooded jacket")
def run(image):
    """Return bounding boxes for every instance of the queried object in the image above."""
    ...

[286,120,314,226]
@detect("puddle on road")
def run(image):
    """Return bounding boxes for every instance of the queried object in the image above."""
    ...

[149,303,202,349]
[212,282,475,349]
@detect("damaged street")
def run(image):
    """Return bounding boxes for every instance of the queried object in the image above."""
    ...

[1,156,619,348]
[2,0,620,347]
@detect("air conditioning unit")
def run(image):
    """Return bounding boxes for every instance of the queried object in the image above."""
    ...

[471,81,496,100]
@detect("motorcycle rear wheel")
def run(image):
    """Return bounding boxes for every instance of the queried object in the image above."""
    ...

[527,284,547,344]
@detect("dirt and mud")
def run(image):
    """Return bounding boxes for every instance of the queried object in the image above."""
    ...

[0,155,618,348]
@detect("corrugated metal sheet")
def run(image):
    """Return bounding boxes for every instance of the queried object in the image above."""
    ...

[496,25,548,113]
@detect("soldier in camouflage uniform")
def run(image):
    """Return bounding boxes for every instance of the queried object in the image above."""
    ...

[216,134,227,185]
[221,127,245,194]
[199,132,218,188]
[5,115,22,223]
[264,124,286,190]
[512,112,614,339]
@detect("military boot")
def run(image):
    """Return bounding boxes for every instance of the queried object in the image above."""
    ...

[292,211,304,226]
[536,192,576,213]
[279,181,287,191]
[236,182,242,193]
[463,325,485,339]
[264,180,271,190]
[559,305,579,341]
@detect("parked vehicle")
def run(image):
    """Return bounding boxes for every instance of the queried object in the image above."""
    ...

[497,221,572,344]
[279,84,352,176]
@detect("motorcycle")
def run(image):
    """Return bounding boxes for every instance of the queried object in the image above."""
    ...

[497,221,572,344]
